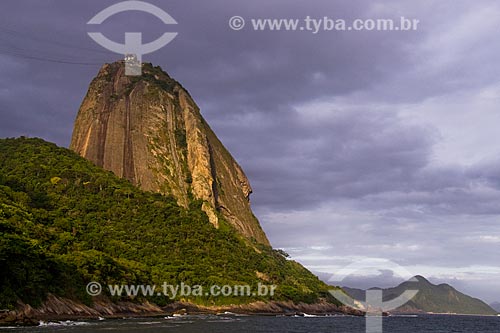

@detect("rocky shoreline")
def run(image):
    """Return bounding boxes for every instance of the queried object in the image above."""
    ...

[0,295,364,326]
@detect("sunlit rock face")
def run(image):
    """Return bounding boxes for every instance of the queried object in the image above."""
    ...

[70,61,270,245]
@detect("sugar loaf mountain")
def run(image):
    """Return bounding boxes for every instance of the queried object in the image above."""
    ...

[0,61,348,324]
[70,62,268,245]
[0,61,495,324]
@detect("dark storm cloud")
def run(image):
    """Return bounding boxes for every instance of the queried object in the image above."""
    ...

[222,106,437,211]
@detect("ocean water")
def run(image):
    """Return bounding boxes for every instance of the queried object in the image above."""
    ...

[1,314,499,333]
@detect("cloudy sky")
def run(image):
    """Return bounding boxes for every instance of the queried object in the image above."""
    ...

[1,0,500,303]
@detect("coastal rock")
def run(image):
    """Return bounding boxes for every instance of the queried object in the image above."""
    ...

[0,294,165,326]
[0,296,362,326]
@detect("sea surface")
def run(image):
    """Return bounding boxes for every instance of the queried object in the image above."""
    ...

[1,314,499,333]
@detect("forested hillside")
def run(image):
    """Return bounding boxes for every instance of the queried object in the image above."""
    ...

[0,137,338,309]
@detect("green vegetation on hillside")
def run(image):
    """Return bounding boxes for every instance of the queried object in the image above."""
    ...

[0,137,338,309]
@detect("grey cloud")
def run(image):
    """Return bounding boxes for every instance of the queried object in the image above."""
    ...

[339,270,407,291]
[230,107,437,212]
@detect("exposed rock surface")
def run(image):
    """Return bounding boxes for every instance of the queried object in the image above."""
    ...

[0,296,363,326]
[70,61,269,245]
[0,294,164,326]
[163,300,364,316]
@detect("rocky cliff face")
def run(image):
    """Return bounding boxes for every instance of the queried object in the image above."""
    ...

[70,61,269,245]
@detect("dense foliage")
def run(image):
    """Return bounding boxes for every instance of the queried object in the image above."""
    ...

[0,137,338,309]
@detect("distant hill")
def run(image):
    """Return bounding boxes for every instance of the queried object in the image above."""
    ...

[343,276,496,315]
[490,302,500,313]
